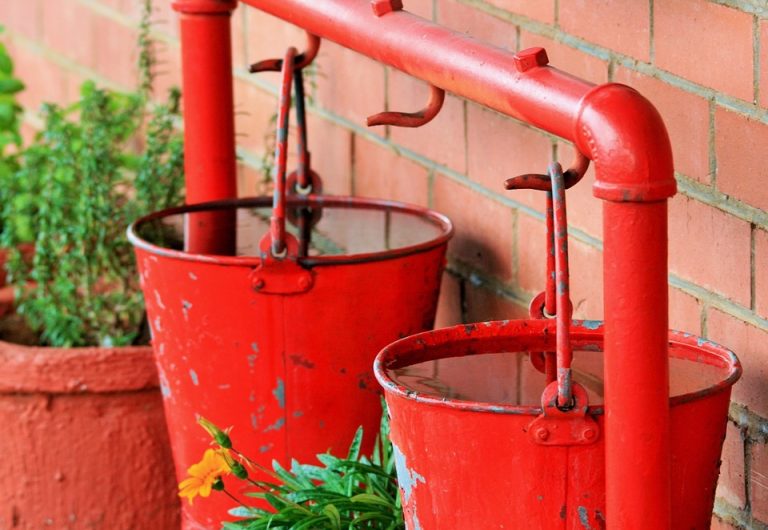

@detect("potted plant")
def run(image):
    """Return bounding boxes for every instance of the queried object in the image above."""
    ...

[0,7,184,528]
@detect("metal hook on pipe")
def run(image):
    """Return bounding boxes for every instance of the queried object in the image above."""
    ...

[249,32,321,73]
[366,83,445,128]
[504,148,590,191]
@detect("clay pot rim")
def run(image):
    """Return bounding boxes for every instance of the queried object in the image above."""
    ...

[0,340,158,395]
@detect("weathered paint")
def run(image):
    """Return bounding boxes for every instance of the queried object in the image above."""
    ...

[273,378,286,408]
[374,320,740,529]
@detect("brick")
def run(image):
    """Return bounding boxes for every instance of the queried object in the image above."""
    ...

[433,174,515,280]
[756,228,768,319]
[715,422,747,509]
[668,287,701,335]
[150,0,179,40]
[556,140,601,239]
[353,136,429,206]
[710,516,738,530]
[403,0,434,19]
[655,0,753,101]
[231,7,248,71]
[559,0,650,62]
[436,0,516,49]
[668,195,751,306]
[96,0,139,19]
[0,0,44,41]
[233,78,277,157]
[150,40,182,102]
[434,272,462,328]
[466,102,550,210]
[9,41,73,111]
[306,114,352,195]
[515,213,547,297]
[93,14,139,89]
[715,107,768,212]
[613,67,710,183]
[762,21,768,109]
[237,163,264,197]
[41,0,95,67]
[519,32,608,85]
[388,70,466,172]
[484,0,555,24]
[465,282,528,322]
[315,41,386,132]
[752,439,768,522]
[706,308,768,417]
[568,236,603,320]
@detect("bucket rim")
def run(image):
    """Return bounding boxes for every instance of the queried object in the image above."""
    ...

[127,195,453,267]
[373,319,742,416]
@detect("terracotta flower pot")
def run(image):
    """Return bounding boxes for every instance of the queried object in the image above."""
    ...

[0,341,180,529]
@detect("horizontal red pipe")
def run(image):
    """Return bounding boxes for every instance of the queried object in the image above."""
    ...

[242,0,589,141]
[241,0,675,201]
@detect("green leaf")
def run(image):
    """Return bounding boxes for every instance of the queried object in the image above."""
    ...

[0,77,24,94]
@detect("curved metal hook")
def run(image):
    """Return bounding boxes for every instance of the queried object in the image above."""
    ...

[504,148,590,191]
[366,84,445,128]
[249,32,321,73]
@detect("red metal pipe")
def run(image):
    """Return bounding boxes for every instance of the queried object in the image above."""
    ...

[173,0,238,254]
[206,1,677,525]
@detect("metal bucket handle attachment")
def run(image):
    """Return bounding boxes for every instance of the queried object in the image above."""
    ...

[526,163,600,446]
[250,48,315,295]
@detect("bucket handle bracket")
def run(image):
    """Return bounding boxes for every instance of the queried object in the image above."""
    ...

[527,381,600,446]
[251,235,314,295]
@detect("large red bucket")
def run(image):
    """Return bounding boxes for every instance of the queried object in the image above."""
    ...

[374,319,741,529]
[128,195,452,528]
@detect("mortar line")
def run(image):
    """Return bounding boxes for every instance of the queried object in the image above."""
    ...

[669,275,768,331]
[708,100,718,186]
[707,0,768,19]
[751,225,757,311]
[349,131,357,196]
[754,15,762,105]
[649,0,655,64]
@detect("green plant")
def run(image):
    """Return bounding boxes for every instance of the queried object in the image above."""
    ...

[182,407,405,530]
[0,27,28,243]
[0,2,184,347]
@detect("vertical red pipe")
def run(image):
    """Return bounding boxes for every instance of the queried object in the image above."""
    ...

[603,202,671,528]
[173,0,238,255]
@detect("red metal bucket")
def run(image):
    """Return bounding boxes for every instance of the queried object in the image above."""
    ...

[374,319,741,529]
[128,195,452,528]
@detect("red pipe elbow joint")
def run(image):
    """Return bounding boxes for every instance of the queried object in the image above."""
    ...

[575,83,677,203]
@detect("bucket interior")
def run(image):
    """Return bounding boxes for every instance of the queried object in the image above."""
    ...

[130,195,451,263]
[377,320,741,414]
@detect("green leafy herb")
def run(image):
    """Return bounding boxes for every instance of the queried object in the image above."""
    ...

[0,2,184,347]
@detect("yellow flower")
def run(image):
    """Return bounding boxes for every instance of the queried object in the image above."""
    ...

[178,448,231,504]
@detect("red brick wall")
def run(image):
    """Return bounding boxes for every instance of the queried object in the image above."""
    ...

[2,0,767,527]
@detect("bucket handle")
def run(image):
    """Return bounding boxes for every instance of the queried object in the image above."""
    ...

[549,162,574,409]
[266,47,298,258]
